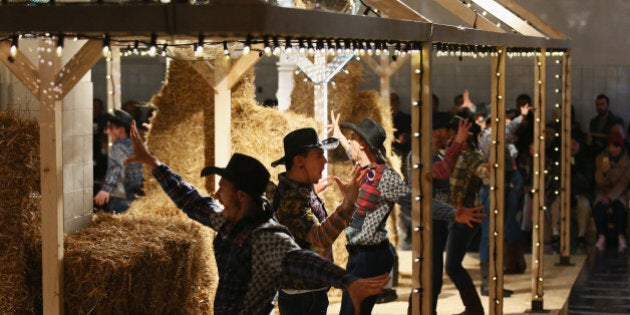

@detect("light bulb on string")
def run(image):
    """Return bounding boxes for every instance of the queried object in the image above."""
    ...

[223,41,230,59]
[263,36,272,56]
[102,34,111,58]
[10,34,18,58]
[148,34,158,57]
[243,35,252,55]
[56,34,64,57]
[195,34,205,57]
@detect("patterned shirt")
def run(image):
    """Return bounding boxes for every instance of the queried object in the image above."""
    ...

[102,138,143,199]
[274,173,355,261]
[346,165,408,245]
[450,148,486,208]
[152,164,357,315]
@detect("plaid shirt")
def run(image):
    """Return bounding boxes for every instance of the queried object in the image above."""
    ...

[346,165,408,245]
[274,173,354,261]
[152,164,357,314]
[450,148,485,208]
[102,138,143,198]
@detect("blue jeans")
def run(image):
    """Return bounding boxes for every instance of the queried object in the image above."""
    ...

[340,243,394,315]
[445,222,479,292]
[431,219,449,313]
[479,171,524,263]
[278,289,328,315]
[107,197,132,214]
[593,199,627,236]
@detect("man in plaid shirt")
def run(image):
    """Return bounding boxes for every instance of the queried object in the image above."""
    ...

[271,128,367,315]
[94,109,143,213]
[125,122,388,315]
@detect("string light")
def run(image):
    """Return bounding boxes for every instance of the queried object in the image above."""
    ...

[195,34,205,57]
[223,40,229,59]
[243,35,251,55]
[102,33,111,58]
[55,34,64,57]
[9,34,18,58]
[148,34,157,57]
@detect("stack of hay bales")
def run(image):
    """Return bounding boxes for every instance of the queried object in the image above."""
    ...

[0,111,42,314]
[64,215,212,314]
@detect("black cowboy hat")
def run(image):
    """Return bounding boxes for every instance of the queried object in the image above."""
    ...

[201,153,270,199]
[271,128,339,167]
[340,118,387,162]
[433,112,453,130]
[105,109,133,129]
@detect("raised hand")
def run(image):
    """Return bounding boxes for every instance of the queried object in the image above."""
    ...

[314,176,333,194]
[125,120,160,171]
[454,197,486,228]
[347,273,390,315]
[453,117,473,144]
[328,109,350,150]
[333,167,368,207]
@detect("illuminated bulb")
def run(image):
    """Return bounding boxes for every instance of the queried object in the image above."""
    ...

[10,34,18,58]
[56,34,65,57]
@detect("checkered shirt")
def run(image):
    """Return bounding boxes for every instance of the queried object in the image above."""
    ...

[152,164,357,315]
[345,165,408,245]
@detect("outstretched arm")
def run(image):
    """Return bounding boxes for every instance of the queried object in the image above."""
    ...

[328,109,350,151]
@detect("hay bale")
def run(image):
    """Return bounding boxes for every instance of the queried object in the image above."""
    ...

[0,111,42,314]
[64,214,213,314]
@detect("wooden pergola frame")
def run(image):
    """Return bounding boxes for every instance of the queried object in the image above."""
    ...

[0,1,570,314]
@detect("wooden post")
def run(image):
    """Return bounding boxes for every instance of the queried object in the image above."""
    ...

[363,53,410,112]
[106,46,122,111]
[410,42,432,315]
[489,46,506,315]
[558,50,572,265]
[214,55,231,190]
[39,38,64,315]
[529,48,547,312]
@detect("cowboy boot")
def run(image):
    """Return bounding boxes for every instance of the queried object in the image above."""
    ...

[453,287,484,315]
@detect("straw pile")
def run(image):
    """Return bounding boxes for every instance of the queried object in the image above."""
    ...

[64,214,212,314]
[296,0,356,12]
[0,111,42,314]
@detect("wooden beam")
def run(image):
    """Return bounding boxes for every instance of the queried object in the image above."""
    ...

[530,49,547,312]
[226,50,262,90]
[39,38,64,315]
[190,60,215,87]
[362,0,431,22]
[559,51,572,263]
[410,44,432,315]
[495,0,568,40]
[55,40,103,100]
[0,41,40,98]
[434,0,505,32]
[469,0,545,37]
[419,44,433,315]
[213,56,231,191]
[489,46,506,315]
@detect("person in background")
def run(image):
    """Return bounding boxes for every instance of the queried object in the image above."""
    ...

[593,131,630,252]
[93,109,143,213]
[589,93,624,155]
[93,98,108,194]
[390,92,411,159]
[446,112,485,315]
[271,127,367,315]
[125,121,390,315]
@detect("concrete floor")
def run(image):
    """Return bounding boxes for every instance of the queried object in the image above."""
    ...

[327,249,586,315]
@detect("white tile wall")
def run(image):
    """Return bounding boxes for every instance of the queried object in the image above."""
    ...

[0,40,95,233]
